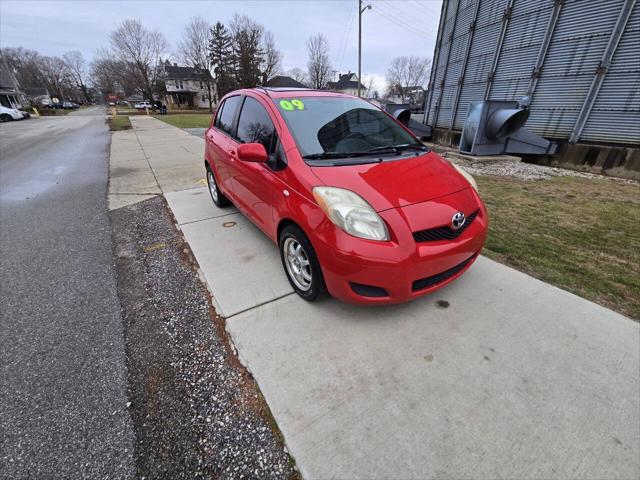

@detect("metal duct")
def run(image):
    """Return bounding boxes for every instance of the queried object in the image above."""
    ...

[460,100,556,156]
[486,108,529,139]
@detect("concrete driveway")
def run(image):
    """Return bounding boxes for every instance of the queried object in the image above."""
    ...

[111,116,640,479]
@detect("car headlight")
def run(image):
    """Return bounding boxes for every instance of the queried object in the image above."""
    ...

[452,163,478,192]
[312,186,389,241]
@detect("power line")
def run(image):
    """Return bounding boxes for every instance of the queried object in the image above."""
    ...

[371,2,433,39]
[374,0,432,36]
[406,0,438,16]
[337,1,358,72]
[379,0,435,26]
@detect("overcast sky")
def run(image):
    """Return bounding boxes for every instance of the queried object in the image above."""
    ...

[0,0,442,93]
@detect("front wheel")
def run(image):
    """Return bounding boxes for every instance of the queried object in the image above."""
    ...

[0,114,13,122]
[206,166,230,208]
[279,225,326,301]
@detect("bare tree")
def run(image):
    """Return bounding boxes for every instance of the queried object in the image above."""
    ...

[109,19,168,102]
[1,47,47,88]
[91,49,126,101]
[40,56,72,99]
[63,51,90,102]
[177,16,209,68]
[361,74,375,98]
[286,67,308,85]
[385,55,430,102]
[261,31,282,83]
[177,16,215,111]
[306,34,332,89]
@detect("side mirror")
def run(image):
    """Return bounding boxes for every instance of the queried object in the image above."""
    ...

[237,143,268,162]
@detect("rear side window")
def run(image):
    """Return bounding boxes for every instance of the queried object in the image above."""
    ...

[213,100,225,128]
[236,97,276,154]
[216,95,241,135]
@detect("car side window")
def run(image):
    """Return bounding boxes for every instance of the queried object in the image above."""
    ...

[218,95,241,135]
[214,100,226,128]
[236,97,276,154]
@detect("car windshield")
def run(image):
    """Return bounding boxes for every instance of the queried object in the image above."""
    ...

[274,96,424,163]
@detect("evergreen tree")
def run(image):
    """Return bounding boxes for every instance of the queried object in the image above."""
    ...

[229,15,264,89]
[208,21,235,99]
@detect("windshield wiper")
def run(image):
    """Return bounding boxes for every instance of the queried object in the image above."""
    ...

[305,157,383,167]
[367,143,428,153]
[303,143,428,161]
[303,151,377,160]
[303,152,352,160]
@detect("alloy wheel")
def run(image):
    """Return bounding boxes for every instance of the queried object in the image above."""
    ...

[283,237,312,291]
[207,170,218,202]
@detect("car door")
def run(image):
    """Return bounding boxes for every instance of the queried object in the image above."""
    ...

[205,95,242,196]
[230,95,280,234]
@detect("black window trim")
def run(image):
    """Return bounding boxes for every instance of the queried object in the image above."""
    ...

[214,94,243,140]
[237,94,288,171]
[236,95,277,152]
[212,99,225,129]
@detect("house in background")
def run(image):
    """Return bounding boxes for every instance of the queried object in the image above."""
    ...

[264,75,308,88]
[386,86,426,113]
[24,87,52,107]
[326,72,366,96]
[126,93,144,107]
[0,60,27,109]
[163,64,214,110]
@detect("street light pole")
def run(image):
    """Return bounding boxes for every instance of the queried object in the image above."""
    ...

[358,0,371,97]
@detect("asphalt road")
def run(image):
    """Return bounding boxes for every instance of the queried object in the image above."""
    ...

[0,108,134,478]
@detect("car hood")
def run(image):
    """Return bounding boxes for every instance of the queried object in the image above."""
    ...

[310,151,470,212]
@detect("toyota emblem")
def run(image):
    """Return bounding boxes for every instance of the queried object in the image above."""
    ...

[451,212,466,230]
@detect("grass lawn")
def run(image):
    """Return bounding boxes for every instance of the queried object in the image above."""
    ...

[153,113,212,128]
[478,175,640,319]
[108,115,132,131]
[115,107,140,115]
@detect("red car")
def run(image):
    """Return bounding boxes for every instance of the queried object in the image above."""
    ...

[204,88,488,304]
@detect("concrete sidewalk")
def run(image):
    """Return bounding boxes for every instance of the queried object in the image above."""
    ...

[110,116,640,479]
[108,116,206,210]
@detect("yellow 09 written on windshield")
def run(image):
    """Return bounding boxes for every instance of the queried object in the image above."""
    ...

[279,99,305,111]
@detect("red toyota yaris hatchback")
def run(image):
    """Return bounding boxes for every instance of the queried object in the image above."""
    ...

[204,88,488,304]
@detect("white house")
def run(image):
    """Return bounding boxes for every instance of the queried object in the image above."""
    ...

[326,72,366,96]
[163,64,214,110]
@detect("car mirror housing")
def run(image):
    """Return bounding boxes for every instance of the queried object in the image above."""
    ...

[237,143,268,163]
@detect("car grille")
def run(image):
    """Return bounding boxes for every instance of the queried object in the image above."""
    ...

[411,253,477,292]
[412,209,479,243]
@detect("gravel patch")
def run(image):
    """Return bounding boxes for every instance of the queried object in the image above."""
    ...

[184,128,206,139]
[111,196,298,479]
[441,151,639,184]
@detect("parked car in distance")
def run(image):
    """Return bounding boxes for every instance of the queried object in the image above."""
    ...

[0,105,27,121]
[134,101,154,110]
[204,88,488,304]
[62,101,79,109]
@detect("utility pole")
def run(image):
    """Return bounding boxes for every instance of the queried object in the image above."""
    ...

[358,0,372,97]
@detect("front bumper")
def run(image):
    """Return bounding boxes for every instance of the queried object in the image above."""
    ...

[312,188,488,304]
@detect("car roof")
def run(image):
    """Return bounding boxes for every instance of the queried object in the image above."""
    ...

[239,87,354,100]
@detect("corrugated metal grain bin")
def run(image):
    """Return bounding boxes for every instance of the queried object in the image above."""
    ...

[424,0,640,148]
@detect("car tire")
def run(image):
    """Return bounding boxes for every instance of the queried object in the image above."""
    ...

[205,165,231,208]
[0,114,13,122]
[279,224,327,302]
